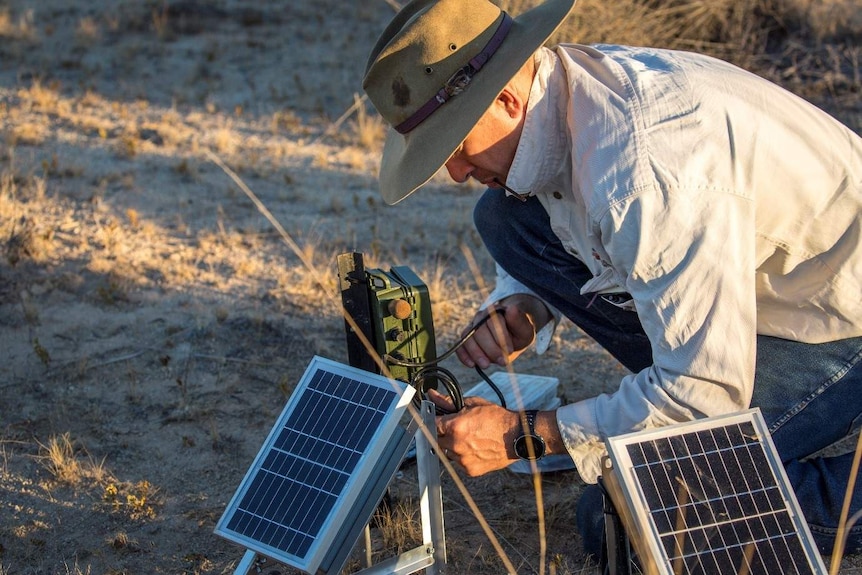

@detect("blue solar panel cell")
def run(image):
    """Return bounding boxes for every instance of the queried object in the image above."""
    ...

[214,356,414,573]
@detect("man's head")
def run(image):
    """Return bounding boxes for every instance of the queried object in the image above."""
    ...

[363,0,576,204]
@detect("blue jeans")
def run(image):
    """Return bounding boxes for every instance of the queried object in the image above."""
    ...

[473,189,862,557]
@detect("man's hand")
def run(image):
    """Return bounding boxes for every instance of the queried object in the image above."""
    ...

[429,389,520,476]
[429,388,566,477]
[456,293,551,369]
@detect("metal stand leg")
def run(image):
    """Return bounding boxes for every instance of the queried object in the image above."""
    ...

[416,400,447,573]
[599,477,632,575]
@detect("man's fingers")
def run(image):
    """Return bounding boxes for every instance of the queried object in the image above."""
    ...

[463,395,494,407]
[426,388,457,413]
[459,321,512,368]
[480,309,512,347]
[456,333,496,368]
[456,300,540,369]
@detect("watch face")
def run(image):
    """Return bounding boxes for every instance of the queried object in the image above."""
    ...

[514,434,546,461]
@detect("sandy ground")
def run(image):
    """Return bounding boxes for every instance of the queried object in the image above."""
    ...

[0,1,860,574]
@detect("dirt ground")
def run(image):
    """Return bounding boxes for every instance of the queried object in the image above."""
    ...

[0,1,860,574]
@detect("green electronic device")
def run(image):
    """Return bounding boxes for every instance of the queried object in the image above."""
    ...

[337,253,438,389]
[365,265,437,384]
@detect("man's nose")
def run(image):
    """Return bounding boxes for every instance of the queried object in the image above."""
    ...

[445,157,472,183]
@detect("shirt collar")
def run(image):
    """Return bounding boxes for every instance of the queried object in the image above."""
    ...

[505,47,570,197]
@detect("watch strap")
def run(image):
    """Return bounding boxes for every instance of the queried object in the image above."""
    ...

[522,409,538,435]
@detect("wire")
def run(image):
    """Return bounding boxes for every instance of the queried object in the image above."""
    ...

[410,365,464,414]
[473,365,508,408]
[383,306,509,413]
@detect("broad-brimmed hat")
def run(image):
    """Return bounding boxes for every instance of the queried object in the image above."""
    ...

[363,0,577,204]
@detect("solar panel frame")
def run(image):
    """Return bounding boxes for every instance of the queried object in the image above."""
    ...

[214,355,415,574]
[603,408,827,575]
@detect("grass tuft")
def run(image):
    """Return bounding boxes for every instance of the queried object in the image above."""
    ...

[36,433,107,486]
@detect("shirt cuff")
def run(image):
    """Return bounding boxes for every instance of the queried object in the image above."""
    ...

[556,398,606,483]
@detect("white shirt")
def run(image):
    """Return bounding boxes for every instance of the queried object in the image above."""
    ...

[486,44,862,482]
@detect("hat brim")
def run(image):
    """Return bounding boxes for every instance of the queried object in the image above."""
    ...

[378,0,577,205]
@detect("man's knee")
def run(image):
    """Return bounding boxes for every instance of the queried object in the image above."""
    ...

[473,188,508,241]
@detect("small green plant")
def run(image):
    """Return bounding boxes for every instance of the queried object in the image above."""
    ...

[151,2,171,41]
[107,531,139,551]
[96,273,131,305]
[32,337,50,365]
[75,16,100,46]
[102,480,157,519]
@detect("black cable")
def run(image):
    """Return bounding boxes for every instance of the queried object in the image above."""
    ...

[383,306,509,412]
[410,365,464,415]
[474,365,507,408]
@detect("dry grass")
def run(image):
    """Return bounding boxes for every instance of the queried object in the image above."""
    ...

[370,498,424,557]
[0,7,35,41]
[353,94,386,150]
[35,433,108,486]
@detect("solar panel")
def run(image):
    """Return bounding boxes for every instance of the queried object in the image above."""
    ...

[214,355,415,574]
[602,409,827,575]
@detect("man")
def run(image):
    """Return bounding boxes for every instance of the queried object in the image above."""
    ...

[362,0,862,559]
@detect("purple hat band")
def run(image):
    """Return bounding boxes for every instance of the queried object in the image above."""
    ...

[394,13,514,135]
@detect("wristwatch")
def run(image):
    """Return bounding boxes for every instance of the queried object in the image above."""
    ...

[513,410,546,461]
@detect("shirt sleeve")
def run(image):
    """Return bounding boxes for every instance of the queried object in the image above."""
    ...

[481,263,562,354]
[558,187,758,483]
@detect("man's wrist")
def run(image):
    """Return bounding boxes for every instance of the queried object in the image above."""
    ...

[505,409,563,460]
[503,293,552,330]
[534,410,563,455]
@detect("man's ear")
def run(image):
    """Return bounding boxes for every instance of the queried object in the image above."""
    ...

[496,87,526,120]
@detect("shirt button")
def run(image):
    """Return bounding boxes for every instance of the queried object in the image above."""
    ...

[553,191,563,199]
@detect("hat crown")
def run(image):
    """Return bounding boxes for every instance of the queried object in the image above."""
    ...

[363,0,503,128]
